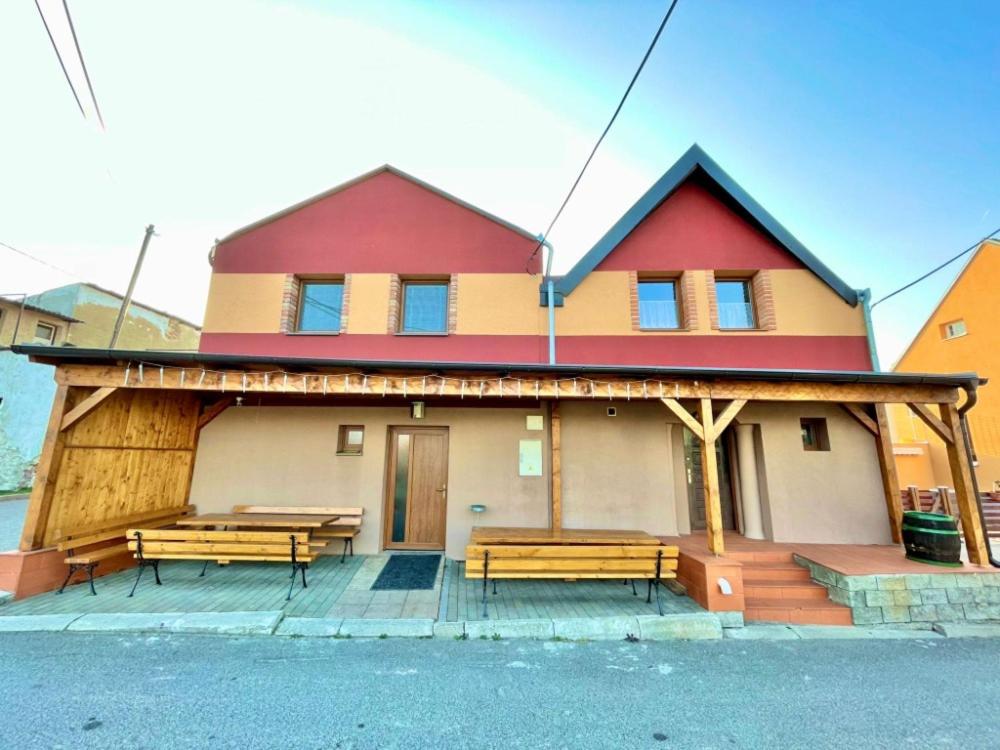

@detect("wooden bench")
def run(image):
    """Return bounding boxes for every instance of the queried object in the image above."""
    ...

[54,505,194,596]
[126,528,317,600]
[232,505,364,562]
[465,543,680,617]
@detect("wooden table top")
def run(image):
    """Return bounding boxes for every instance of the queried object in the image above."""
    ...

[176,513,339,529]
[470,526,661,545]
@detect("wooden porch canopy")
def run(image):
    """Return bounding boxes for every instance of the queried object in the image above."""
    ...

[15,346,992,566]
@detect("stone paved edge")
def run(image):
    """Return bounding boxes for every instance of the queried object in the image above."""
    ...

[0,612,996,640]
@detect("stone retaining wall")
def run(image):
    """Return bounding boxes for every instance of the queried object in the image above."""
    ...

[794,555,1000,626]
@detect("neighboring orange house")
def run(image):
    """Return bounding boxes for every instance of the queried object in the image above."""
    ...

[890,239,1000,490]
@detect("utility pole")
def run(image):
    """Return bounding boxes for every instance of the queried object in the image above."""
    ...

[109,224,155,349]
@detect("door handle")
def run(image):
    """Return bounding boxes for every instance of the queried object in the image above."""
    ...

[436,486,447,494]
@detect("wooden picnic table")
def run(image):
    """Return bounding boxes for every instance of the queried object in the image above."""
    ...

[470,526,661,546]
[175,513,339,529]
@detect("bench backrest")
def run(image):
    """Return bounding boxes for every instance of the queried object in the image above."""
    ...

[126,528,312,560]
[232,505,364,527]
[56,505,195,551]
[465,544,679,579]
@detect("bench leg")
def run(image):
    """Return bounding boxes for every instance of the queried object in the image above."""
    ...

[86,564,97,596]
[349,537,354,557]
[654,579,663,616]
[341,538,349,564]
[286,563,309,601]
[646,580,652,604]
[630,579,637,596]
[128,564,146,598]
[56,565,77,594]
[492,579,497,596]
[152,561,162,586]
[199,560,210,577]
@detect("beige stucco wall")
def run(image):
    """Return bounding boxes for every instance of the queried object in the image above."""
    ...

[188,405,551,559]
[560,401,683,535]
[742,402,891,544]
[187,400,892,560]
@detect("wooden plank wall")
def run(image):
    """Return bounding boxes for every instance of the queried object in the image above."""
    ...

[39,388,200,546]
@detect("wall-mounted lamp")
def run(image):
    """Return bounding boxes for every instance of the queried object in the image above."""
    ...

[411,401,425,419]
[469,504,486,513]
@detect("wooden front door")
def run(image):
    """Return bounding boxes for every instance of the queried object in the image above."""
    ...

[383,427,449,550]
[684,428,736,532]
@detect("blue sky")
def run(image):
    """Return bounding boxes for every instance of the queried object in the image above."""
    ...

[2,0,998,365]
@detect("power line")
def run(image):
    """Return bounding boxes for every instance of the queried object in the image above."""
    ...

[34,0,85,119]
[0,239,86,281]
[526,0,681,273]
[870,226,1000,309]
[62,0,105,130]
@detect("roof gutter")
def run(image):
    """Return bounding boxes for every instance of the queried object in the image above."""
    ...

[956,383,1000,568]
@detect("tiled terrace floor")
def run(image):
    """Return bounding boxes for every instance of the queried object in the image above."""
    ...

[441,559,703,621]
[2,553,706,622]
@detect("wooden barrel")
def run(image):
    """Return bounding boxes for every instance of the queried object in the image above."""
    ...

[902,511,962,566]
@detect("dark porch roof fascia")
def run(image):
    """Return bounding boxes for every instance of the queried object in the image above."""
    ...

[12,345,985,390]
[554,144,860,306]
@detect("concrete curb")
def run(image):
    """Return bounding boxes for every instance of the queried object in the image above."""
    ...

[66,611,284,636]
[0,613,83,632]
[0,610,995,640]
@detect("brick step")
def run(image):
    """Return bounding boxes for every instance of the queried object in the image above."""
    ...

[726,550,795,564]
[744,598,854,626]
[744,581,830,600]
[741,562,812,583]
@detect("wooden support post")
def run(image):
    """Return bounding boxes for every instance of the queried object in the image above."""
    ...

[939,404,989,565]
[906,485,922,513]
[905,403,954,445]
[699,398,725,556]
[197,396,234,431]
[873,404,904,544]
[20,385,71,550]
[936,485,956,518]
[550,401,562,531]
[60,386,117,431]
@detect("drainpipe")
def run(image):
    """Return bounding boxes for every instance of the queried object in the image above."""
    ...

[957,382,1000,568]
[541,237,556,365]
[857,288,881,371]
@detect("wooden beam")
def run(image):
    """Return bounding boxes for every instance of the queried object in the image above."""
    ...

[906,402,954,444]
[550,401,562,531]
[53,363,962,405]
[841,403,878,436]
[197,396,234,431]
[20,385,71,550]
[939,404,989,565]
[660,398,703,440]
[709,399,747,441]
[873,404,903,544]
[59,386,117,432]
[699,398,725,556]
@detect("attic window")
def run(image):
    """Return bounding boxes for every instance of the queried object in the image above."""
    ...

[941,319,967,340]
[297,281,344,332]
[638,280,681,329]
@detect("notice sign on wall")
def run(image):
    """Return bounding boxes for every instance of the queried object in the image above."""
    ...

[518,439,543,476]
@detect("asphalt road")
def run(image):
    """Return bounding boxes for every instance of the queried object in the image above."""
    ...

[0,632,997,749]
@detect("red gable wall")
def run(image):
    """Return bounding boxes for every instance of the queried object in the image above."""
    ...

[595,174,805,271]
[213,170,540,274]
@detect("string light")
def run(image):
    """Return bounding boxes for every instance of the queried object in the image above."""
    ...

[119,359,690,403]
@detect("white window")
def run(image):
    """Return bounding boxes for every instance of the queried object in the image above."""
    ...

[33,322,56,345]
[942,320,967,340]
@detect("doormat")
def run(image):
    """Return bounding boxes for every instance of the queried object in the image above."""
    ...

[371,554,442,590]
